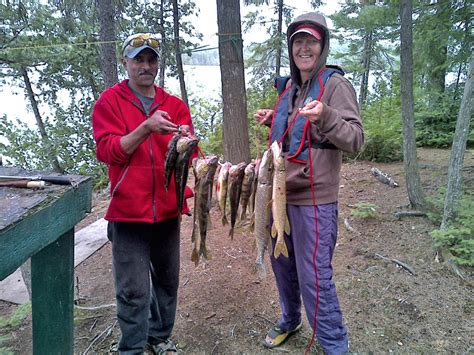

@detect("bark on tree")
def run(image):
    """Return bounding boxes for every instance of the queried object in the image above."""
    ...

[20,66,64,173]
[158,0,167,88]
[97,0,118,89]
[275,0,283,78]
[399,0,426,210]
[359,30,372,107]
[426,1,450,110]
[172,0,188,106]
[216,0,251,164]
[440,54,473,229]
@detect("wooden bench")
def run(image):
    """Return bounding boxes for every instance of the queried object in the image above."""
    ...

[0,166,92,354]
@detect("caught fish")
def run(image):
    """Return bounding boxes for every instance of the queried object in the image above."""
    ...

[191,158,208,266]
[164,134,181,191]
[240,162,256,221]
[253,149,274,279]
[271,141,290,258]
[174,136,199,215]
[227,162,246,239]
[191,155,219,265]
[216,161,232,225]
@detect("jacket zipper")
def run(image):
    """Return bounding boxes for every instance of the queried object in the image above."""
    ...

[133,100,158,222]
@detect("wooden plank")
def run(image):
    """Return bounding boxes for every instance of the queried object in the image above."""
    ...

[0,177,92,280]
[31,229,74,355]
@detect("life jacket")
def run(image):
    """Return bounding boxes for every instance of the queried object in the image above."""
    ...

[270,66,344,163]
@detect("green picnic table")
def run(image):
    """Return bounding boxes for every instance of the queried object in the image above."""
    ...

[0,166,92,354]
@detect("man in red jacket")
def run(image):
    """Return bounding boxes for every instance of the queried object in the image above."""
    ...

[92,33,194,354]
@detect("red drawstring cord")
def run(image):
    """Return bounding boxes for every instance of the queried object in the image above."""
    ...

[196,145,206,159]
[304,126,320,355]
[276,107,320,354]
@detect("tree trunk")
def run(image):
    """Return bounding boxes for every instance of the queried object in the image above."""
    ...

[20,66,64,173]
[216,0,250,164]
[399,0,426,209]
[275,0,283,77]
[359,30,372,107]
[440,54,473,229]
[97,0,118,89]
[158,0,167,88]
[172,0,188,106]
[426,1,450,110]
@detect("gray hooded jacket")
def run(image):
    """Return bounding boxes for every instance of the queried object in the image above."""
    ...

[280,12,364,205]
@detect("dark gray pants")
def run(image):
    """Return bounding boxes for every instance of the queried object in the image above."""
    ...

[108,219,180,354]
[270,203,348,354]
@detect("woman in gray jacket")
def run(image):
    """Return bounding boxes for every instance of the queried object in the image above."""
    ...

[255,12,364,354]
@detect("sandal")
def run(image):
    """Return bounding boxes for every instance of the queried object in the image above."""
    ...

[147,339,177,354]
[262,321,303,349]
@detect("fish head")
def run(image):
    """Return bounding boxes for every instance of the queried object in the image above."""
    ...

[194,158,209,178]
[258,148,274,182]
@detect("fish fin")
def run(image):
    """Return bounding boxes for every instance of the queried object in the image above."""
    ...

[191,249,199,266]
[271,223,277,238]
[240,209,247,221]
[284,215,291,235]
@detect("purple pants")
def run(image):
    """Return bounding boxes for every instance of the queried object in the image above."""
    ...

[270,203,348,354]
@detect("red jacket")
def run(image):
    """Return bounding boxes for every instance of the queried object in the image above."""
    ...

[92,80,195,223]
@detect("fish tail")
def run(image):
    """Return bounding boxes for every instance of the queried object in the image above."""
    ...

[240,208,247,221]
[255,261,267,280]
[273,240,289,259]
[191,248,199,266]
[199,242,209,260]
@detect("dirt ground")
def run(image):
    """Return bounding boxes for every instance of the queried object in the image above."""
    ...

[1,148,473,354]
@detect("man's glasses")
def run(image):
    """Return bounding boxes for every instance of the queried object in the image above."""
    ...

[126,36,159,49]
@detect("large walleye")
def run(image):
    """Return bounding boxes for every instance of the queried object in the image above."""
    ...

[271,141,290,258]
[164,133,181,191]
[191,155,219,265]
[227,162,247,239]
[239,162,256,221]
[253,149,274,278]
[174,136,199,215]
[216,161,232,225]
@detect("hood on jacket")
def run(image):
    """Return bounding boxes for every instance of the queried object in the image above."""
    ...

[287,12,330,87]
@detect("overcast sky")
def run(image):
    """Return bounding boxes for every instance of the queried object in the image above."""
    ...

[190,0,340,47]
[0,1,341,127]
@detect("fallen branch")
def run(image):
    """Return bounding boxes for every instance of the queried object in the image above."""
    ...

[394,211,427,220]
[82,320,117,354]
[343,218,358,234]
[375,253,416,275]
[435,248,465,281]
[370,167,399,187]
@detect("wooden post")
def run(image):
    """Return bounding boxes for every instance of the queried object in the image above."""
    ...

[31,229,74,354]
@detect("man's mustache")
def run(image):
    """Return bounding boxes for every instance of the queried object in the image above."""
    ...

[139,71,154,76]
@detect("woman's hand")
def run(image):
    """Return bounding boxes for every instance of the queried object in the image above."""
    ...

[254,109,274,126]
[299,100,324,123]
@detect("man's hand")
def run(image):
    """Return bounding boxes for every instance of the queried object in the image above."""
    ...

[299,100,324,124]
[146,110,179,134]
[254,109,274,126]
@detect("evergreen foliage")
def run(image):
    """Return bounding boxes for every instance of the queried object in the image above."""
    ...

[428,189,474,266]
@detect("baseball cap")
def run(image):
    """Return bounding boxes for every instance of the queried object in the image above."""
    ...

[122,33,160,58]
[290,24,323,41]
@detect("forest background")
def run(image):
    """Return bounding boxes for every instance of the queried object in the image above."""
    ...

[0,0,472,267]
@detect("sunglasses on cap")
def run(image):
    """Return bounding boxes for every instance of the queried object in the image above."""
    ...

[126,35,159,50]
